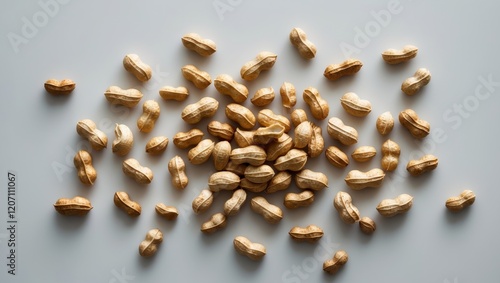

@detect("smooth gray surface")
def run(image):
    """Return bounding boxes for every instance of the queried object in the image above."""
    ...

[1,0,500,282]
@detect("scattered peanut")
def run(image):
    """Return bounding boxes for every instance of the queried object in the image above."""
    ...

[295,169,328,191]
[224,189,247,216]
[291,109,308,127]
[208,171,240,192]
[257,109,291,132]
[230,145,267,166]
[76,119,108,151]
[239,178,267,193]
[139,228,163,257]
[123,54,152,82]
[402,68,431,95]
[446,190,476,212]
[122,158,153,184]
[44,79,75,95]
[266,171,293,193]
[266,133,293,161]
[327,117,358,146]
[207,121,234,141]
[112,124,134,156]
[155,203,179,220]
[351,146,377,162]
[181,97,219,124]
[359,217,376,234]
[181,65,211,89]
[244,165,275,184]
[168,156,188,190]
[240,51,277,81]
[251,87,275,107]
[345,169,385,190]
[376,111,394,135]
[340,92,372,117]
[181,33,216,56]
[224,161,247,176]
[307,123,324,158]
[399,109,430,139]
[201,213,227,234]
[323,250,348,274]
[334,191,360,224]
[192,189,213,214]
[137,100,160,133]
[381,139,400,171]
[289,27,317,59]
[212,141,231,170]
[53,196,92,216]
[73,150,97,185]
[188,139,215,165]
[324,59,363,81]
[145,136,168,155]
[225,104,256,130]
[325,146,349,168]
[173,129,204,149]
[284,190,315,209]
[214,74,249,103]
[382,45,418,64]
[294,121,313,148]
[274,149,308,171]
[233,236,266,260]
[234,128,255,148]
[376,194,413,217]
[105,86,143,107]
[159,86,189,101]
[289,225,324,243]
[253,124,285,145]
[280,82,297,109]
[251,196,283,224]
[406,154,438,176]
[303,87,329,120]
[114,191,141,217]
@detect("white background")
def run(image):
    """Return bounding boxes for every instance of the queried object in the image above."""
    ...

[1,0,500,282]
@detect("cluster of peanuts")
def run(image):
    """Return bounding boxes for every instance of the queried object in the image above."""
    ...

[50,28,476,273]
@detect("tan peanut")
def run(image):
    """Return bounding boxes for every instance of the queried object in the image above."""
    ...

[323,250,348,274]
[73,150,97,185]
[181,33,216,56]
[104,86,143,107]
[123,54,152,82]
[325,146,349,168]
[291,109,308,127]
[359,217,376,234]
[192,189,213,214]
[181,65,211,89]
[303,87,329,120]
[340,92,372,117]
[208,171,240,192]
[76,119,108,151]
[274,149,308,171]
[233,236,266,260]
[284,190,314,209]
[381,139,400,171]
[257,109,291,132]
[308,123,324,158]
[289,225,323,243]
[376,111,394,135]
[145,136,168,155]
[44,79,75,95]
[122,158,153,184]
[155,203,179,220]
[295,169,328,191]
[201,213,227,234]
[224,161,247,176]
[251,196,283,224]
[181,97,219,124]
[159,86,189,101]
[266,133,293,161]
[351,146,377,162]
[244,165,275,184]
[382,45,418,64]
[289,27,317,59]
[402,68,431,95]
[406,154,438,176]
[345,169,385,190]
[334,191,360,224]
[137,100,160,133]
[53,196,92,216]
[327,117,358,146]
[294,121,313,148]
[446,190,476,212]
[173,129,204,149]
[139,228,163,257]
[224,189,247,216]
[225,104,256,130]
[266,171,293,193]
[253,124,285,145]
[324,59,363,81]
[240,51,277,81]
[212,141,231,170]
[188,139,215,165]
[112,124,133,156]
[214,74,249,103]
[207,121,234,141]
[239,178,267,193]
[280,82,297,109]
[399,109,430,139]
[230,145,267,166]
[114,191,141,217]
[168,156,188,190]
[376,194,413,217]
[234,128,255,148]
[251,87,275,107]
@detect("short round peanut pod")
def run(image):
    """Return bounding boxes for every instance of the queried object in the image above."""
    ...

[159,86,189,101]
[251,196,283,224]
[137,100,160,133]
[401,68,431,95]
[201,213,227,234]
[294,121,313,149]
[290,109,308,127]
[327,117,358,146]
[112,124,134,156]
[406,154,438,176]
[208,171,240,192]
[123,54,152,82]
[168,156,188,190]
[381,140,400,171]
[225,104,256,130]
[145,136,168,155]
[122,158,153,184]
[76,119,108,151]
[340,92,372,117]
[257,109,291,132]
[323,250,348,274]
[240,51,277,81]
[289,28,317,59]
[192,189,213,214]
[181,65,211,89]
[325,146,349,168]
[284,190,315,209]
[295,169,328,191]
[188,139,215,165]
[334,191,360,224]
[181,33,216,57]
[251,87,275,107]
[139,228,163,257]
[233,236,266,260]
[351,146,377,162]
[399,109,430,139]
[244,165,275,184]
[359,217,376,234]
[155,203,179,220]
[212,141,231,170]
[114,191,141,217]
[208,121,235,141]
[266,171,292,193]
[274,149,308,172]
[280,82,296,109]
[214,74,249,103]
[173,129,204,149]
[224,189,247,216]
[303,87,329,120]
[376,111,394,135]
[73,150,97,185]
[181,97,219,125]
